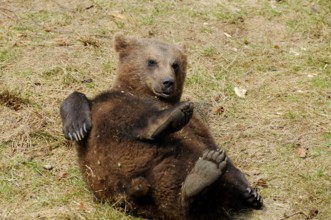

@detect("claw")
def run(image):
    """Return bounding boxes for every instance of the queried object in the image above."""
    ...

[76,131,82,141]
[80,127,84,138]
[206,150,214,159]
[211,151,219,161]
[202,150,209,159]
[83,123,87,133]
[215,152,225,163]
[252,190,257,198]
[73,132,78,141]
[68,133,73,141]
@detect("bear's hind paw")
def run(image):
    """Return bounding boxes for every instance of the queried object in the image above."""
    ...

[182,149,227,199]
[243,187,263,209]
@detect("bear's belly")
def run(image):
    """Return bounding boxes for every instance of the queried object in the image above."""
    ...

[78,94,220,215]
[79,131,159,197]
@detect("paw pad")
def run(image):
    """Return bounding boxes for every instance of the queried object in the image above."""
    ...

[182,149,227,199]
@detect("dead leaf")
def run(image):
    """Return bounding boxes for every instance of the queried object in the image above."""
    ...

[234,87,247,98]
[289,48,300,56]
[109,11,126,19]
[256,178,268,187]
[308,208,318,219]
[85,5,94,10]
[79,36,100,47]
[81,78,93,83]
[214,106,224,115]
[57,171,68,180]
[43,26,52,32]
[214,94,220,102]
[307,74,317,78]
[224,32,232,38]
[296,147,307,158]
[56,38,71,47]
[231,47,238,52]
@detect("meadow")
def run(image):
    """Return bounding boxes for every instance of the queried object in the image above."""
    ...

[0,0,330,219]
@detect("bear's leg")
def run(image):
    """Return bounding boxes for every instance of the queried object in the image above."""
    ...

[181,149,227,206]
[60,91,92,141]
[151,101,194,139]
[134,101,193,140]
[221,163,263,210]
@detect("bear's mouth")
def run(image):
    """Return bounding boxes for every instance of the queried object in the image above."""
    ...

[154,90,173,99]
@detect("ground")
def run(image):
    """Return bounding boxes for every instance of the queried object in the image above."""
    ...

[0,0,330,219]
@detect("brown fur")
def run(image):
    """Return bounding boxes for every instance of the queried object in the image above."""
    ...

[73,33,262,219]
[112,33,187,104]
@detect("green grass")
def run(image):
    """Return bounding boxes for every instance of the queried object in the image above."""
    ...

[0,0,330,219]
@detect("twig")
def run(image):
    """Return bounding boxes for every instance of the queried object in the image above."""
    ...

[85,165,96,177]
[48,0,70,11]
[281,211,308,220]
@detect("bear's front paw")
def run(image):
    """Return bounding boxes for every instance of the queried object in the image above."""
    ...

[63,120,92,141]
[182,149,227,199]
[151,101,193,139]
[60,92,92,141]
[170,101,194,129]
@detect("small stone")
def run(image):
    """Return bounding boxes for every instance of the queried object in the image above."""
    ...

[43,164,54,170]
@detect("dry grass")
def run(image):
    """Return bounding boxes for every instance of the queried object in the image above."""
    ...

[0,0,330,219]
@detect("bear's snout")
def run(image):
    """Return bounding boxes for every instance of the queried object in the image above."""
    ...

[162,79,174,89]
[161,78,175,95]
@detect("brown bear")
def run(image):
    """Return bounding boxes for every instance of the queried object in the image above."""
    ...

[60,33,263,219]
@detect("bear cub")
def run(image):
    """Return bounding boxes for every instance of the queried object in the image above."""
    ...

[60,33,263,219]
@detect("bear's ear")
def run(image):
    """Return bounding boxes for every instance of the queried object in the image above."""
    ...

[176,42,186,54]
[114,32,138,53]
[114,32,128,52]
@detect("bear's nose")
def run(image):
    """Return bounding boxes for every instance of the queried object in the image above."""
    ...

[162,79,174,89]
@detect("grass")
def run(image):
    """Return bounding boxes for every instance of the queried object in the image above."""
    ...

[0,0,330,219]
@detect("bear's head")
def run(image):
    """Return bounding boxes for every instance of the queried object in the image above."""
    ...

[112,33,187,103]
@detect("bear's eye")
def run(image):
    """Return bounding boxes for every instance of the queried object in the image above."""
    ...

[147,59,157,67]
[172,63,180,73]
